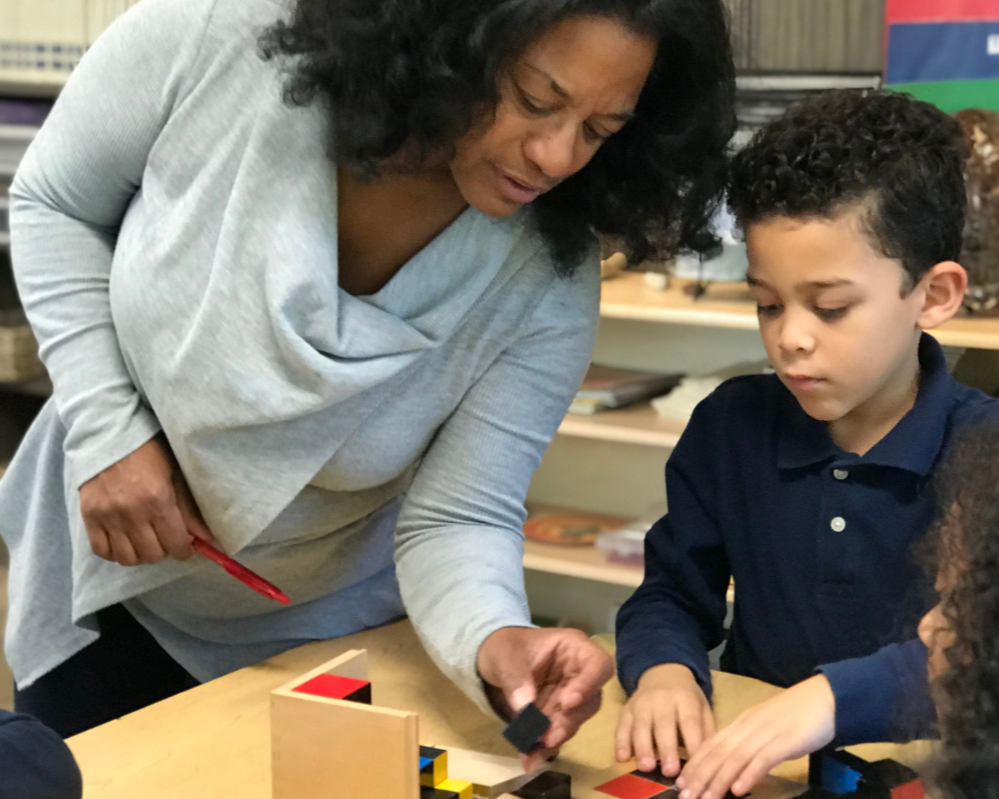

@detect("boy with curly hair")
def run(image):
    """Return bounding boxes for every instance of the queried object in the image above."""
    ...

[614,90,999,797]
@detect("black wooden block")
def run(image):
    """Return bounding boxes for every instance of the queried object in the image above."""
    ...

[631,768,678,787]
[511,769,571,799]
[503,703,551,753]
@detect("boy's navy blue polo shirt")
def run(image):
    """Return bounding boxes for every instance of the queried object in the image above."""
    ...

[0,710,82,799]
[616,334,999,744]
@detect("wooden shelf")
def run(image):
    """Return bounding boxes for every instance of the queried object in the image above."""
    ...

[0,71,65,98]
[524,538,736,601]
[601,272,999,351]
[523,539,644,587]
[558,402,686,448]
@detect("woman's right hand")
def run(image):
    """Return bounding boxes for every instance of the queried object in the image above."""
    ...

[614,662,716,778]
[79,435,215,566]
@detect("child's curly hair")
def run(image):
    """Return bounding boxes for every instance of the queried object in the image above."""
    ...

[728,90,968,292]
[923,422,999,799]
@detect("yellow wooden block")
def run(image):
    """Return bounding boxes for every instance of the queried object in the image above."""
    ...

[420,747,448,787]
[435,779,473,799]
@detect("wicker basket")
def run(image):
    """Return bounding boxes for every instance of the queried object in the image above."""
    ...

[0,310,44,383]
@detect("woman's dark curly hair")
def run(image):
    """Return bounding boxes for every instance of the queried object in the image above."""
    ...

[920,422,999,799]
[258,0,736,274]
[728,90,968,292]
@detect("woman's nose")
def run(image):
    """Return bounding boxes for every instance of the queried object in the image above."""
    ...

[524,123,584,181]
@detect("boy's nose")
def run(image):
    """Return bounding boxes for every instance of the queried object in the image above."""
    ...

[777,314,816,355]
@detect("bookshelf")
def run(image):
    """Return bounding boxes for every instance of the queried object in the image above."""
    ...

[523,539,643,588]
[0,72,64,98]
[558,402,685,449]
[523,539,737,603]
[600,272,999,351]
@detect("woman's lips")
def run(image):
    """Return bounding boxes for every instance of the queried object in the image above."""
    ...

[498,172,543,204]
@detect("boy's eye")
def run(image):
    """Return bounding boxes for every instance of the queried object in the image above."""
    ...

[756,303,782,317]
[815,306,848,321]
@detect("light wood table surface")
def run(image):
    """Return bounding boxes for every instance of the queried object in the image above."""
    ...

[66,620,933,798]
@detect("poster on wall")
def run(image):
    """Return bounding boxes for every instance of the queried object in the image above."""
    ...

[884,0,999,112]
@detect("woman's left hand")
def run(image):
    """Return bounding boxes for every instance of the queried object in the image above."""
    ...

[477,626,615,771]
[675,674,837,799]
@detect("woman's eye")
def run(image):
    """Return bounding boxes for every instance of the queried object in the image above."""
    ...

[518,89,552,116]
[815,306,848,321]
[756,304,781,317]
[583,123,610,144]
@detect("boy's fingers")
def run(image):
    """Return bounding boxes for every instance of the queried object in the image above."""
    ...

[677,697,709,756]
[614,709,635,761]
[632,708,660,773]
[653,714,680,776]
[731,751,776,797]
[702,704,717,739]
[701,746,758,799]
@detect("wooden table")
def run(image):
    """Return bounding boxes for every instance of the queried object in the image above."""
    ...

[67,620,933,798]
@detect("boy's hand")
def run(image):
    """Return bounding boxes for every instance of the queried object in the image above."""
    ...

[614,663,716,777]
[675,674,836,799]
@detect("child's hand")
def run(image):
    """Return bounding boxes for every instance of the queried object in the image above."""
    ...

[675,674,836,799]
[614,663,716,777]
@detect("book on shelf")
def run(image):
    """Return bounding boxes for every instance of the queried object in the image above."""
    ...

[523,509,628,546]
[568,364,683,415]
[0,0,141,85]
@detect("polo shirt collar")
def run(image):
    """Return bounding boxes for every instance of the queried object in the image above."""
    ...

[777,334,956,474]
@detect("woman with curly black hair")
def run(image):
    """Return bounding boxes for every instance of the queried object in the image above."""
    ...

[918,423,999,799]
[2,0,735,752]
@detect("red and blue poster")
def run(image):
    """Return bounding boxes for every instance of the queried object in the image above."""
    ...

[885,0,999,111]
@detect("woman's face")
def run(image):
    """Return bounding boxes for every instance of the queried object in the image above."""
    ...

[449,15,657,218]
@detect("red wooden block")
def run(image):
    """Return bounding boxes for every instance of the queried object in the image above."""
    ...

[293,673,371,702]
[595,774,672,799]
[891,781,925,799]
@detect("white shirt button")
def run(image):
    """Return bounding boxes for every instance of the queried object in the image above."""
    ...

[833,469,849,481]
[830,516,846,532]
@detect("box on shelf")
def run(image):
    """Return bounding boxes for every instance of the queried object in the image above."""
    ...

[570,365,684,416]
[595,522,648,567]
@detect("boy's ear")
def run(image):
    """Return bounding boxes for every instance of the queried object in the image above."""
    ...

[917,261,967,330]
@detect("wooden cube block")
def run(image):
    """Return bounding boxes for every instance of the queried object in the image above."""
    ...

[421,787,460,799]
[443,746,544,798]
[436,779,474,799]
[512,770,571,799]
[420,746,449,788]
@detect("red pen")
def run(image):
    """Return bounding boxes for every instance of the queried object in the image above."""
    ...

[191,537,291,605]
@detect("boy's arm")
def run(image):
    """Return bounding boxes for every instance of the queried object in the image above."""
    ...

[818,638,936,744]
[615,399,733,699]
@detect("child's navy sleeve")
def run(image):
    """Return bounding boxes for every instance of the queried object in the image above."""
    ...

[0,710,83,799]
[615,394,733,699]
[818,638,936,745]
